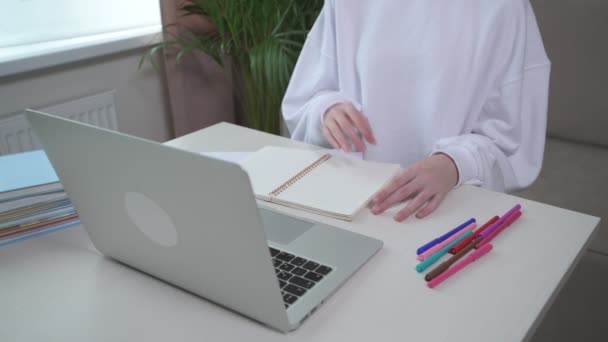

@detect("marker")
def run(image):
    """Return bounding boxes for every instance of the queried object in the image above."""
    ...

[428,244,493,289]
[426,236,482,281]
[416,230,472,273]
[477,210,522,248]
[479,204,521,240]
[417,222,476,261]
[449,215,499,254]
[416,218,475,255]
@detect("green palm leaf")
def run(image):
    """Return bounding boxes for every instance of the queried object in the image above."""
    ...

[143,0,324,134]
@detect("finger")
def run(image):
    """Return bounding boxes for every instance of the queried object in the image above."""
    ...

[325,118,351,152]
[334,113,366,152]
[372,168,416,204]
[415,193,446,219]
[322,126,340,150]
[343,103,376,144]
[394,191,432,222]
[372,179,419,215]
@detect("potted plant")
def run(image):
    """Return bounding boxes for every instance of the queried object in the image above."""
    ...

[143,0,323,135]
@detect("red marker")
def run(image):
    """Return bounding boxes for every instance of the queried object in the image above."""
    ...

[449,215,499,254]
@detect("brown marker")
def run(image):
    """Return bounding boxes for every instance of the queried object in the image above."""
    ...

[425,236,482,282]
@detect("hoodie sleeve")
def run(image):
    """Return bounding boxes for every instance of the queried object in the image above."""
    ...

[281,0,361,147]
[431,1,551,193]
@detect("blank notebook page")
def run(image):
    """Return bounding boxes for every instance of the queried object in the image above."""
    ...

[240,147,322,199]
[277,155,398,218]
[240,146,399,219]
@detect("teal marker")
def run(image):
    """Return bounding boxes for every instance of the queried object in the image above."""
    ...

[416,230,473,273]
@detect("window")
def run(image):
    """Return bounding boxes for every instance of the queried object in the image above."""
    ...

[0,0,161,48]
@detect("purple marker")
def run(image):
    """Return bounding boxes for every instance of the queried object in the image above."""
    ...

[479,204,522,240]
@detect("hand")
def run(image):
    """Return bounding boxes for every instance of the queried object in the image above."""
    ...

[371,153,458,221]
[322,102,376,152]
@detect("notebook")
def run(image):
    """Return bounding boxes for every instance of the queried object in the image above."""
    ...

[0,182,78,247]
[240,146,400,220]
[0,150,59,193]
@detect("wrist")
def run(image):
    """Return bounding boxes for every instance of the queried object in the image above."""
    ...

[434,153,459,188]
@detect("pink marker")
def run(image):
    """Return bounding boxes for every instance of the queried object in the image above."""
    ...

[428,244,493,289]
[417,222,477,261]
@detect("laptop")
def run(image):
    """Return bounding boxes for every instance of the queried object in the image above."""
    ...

[25,109,383,332]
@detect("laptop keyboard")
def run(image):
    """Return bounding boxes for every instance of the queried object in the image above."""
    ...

[269,247,333,309]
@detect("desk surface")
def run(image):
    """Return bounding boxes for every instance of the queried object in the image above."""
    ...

[1,123,599,342]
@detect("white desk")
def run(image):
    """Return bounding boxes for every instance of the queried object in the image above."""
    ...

[0,123,599,341]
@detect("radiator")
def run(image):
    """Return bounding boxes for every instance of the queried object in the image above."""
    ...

[0,90,118,155]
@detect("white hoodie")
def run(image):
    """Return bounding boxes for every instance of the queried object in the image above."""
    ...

[282,0,551,192]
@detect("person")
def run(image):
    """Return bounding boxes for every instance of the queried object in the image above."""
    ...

[281,0,550,222]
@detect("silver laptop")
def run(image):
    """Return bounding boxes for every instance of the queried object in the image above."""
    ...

[25,109,382,332]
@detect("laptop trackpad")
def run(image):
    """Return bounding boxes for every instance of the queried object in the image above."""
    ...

[259,208,313,245]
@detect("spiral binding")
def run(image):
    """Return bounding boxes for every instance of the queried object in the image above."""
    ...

[269,154,333,197]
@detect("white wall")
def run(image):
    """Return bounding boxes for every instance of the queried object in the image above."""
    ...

[0,47,173,143]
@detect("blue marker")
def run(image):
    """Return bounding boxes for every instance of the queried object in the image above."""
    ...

[416,218,476,255]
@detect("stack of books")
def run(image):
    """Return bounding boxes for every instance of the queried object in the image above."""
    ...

[0,150,79,247]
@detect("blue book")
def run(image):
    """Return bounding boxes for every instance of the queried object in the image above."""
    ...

[0,150,59,193]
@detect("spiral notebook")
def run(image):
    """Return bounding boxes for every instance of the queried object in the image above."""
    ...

[240,146,400,220]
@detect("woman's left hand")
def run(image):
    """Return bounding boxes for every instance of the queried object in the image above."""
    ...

[371,153,459,221]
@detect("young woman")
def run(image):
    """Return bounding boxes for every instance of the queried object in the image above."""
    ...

[282,0,550,222]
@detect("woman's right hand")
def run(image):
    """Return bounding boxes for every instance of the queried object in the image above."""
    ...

[322,102,376,152]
